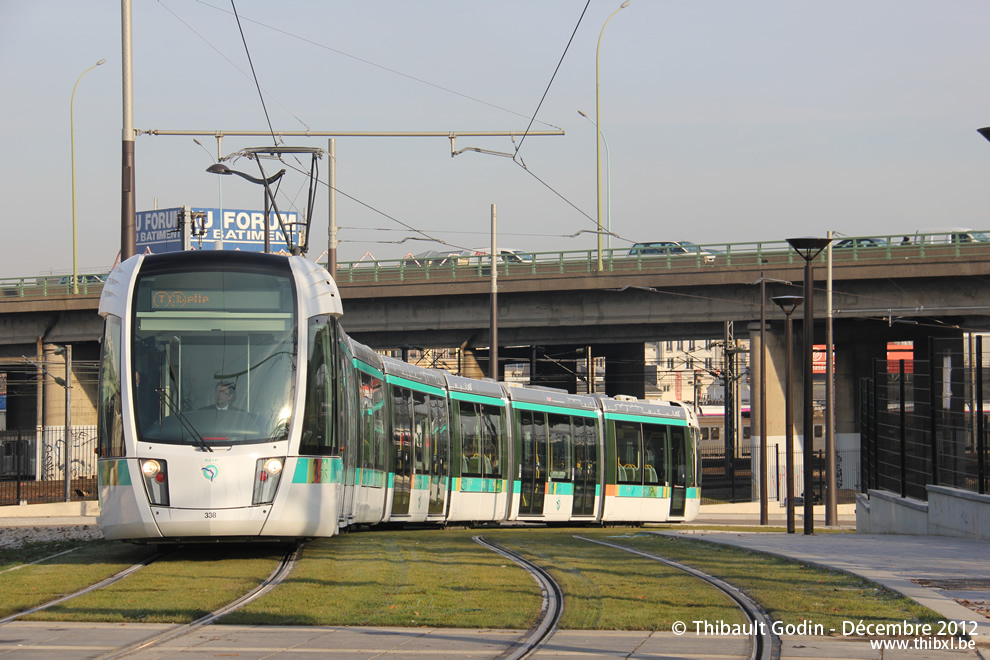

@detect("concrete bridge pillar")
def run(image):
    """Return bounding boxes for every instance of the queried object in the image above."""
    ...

[601,343,646,400]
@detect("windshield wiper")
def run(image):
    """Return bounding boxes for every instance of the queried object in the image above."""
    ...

[156,388,213,452]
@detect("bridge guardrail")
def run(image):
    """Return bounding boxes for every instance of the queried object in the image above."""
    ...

[4,231,990,296]
[328,231,990,285]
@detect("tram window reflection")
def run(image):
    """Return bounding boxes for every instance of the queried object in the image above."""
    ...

[614,421,641,484]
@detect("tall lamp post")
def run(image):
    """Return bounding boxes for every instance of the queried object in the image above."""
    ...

[194,138,223,242]
[594,1,630,272]
[579,110,612,255]
[786,236,831,535]
[70,58,106,294]
[772,295,803,534]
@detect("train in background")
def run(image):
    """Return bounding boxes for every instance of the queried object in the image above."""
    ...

[96,251,700,543]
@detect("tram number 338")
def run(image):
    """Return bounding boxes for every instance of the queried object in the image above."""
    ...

[204,512,217,519]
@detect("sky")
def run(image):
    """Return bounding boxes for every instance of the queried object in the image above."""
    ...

[3,1,990,279]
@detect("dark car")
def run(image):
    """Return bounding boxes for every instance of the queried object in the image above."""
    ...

[57,274,105,287]
[628,241,717,263]
[833,238,887,249]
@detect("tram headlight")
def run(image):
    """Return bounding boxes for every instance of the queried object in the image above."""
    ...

[140,459,170,506]
[253,456,285,505]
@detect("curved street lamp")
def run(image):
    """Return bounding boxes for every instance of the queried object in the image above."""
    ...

[579,110,612,254]
[206,163,285,186]
[70,58,106,294]
[206,163,287,253]
[786,236,832,535]
[594,1,630,272]
[772,294,804,534]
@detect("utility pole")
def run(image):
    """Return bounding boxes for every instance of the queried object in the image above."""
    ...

[490,204,498,381]
[327,139,337,275]
[120,0,136,260]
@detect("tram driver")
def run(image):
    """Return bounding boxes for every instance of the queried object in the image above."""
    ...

[202,382,242,412]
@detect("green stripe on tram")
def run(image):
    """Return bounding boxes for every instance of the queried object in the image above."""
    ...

[385,374,446,397]
[615,484,668,498]
[457,477,505,493]
[291,457,343,484]
[510,400,598,418]
[353,359,384,380]
[356,467,387,488]
[546,481,574,496]
[99,459,132,487]
[448,390,506,406]
[604,412,688,426]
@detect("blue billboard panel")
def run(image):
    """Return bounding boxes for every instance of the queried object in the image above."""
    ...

[136,207,302,255]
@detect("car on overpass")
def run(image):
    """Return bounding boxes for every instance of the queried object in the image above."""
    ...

[627,241,717,263]
[833,237,887,249]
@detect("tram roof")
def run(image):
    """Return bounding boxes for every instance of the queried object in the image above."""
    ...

[441,372,506,401]
[380,355,448,392]
[503,384,599,413]
[598,397,688,421]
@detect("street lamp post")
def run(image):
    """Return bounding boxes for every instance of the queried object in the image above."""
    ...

[579,111,612,255]
[772,295,803,534]
[594,1,630,272]
[194,138,223,243]
[70,58,106,294]
[786,237,832,535]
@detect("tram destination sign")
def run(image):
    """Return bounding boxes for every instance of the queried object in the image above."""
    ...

[136,206,303,255]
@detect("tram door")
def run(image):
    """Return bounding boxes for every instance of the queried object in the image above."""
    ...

[572,417,598,517]
[669,426,689,517]
[428,396,450,516]
[390,386,413,515]
[518,410,547,515]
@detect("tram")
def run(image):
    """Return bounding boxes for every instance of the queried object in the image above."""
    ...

[96,250,700,543]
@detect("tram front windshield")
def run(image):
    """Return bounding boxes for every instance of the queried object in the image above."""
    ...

[131,261,296,447]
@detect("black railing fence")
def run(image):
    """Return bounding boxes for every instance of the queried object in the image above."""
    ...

[700,445,859,506]
[861,337,990,501]
[0,426,98,506]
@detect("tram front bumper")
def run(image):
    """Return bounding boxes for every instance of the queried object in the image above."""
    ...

[150,505,272,538]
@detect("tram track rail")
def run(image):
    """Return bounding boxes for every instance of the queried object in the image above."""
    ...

[576,535,780,660]
[474,535,563,660]
[96,543,304,660]
[0,552,163,626]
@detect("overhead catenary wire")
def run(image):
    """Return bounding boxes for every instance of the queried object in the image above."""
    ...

[158,1,609,247]
[190,0,561,131]
[512,0,591,158]
[156,0,311,130]
[229,0,278,147]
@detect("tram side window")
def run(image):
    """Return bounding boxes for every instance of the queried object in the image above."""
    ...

[642,423,666,485]
[337,337,359,465]
[614,421,641,484]
[98,316,125,458]
[548,414,573,481]
[459,401,501,478]
[430,395,449,477]
[482,404,503,478]
[413,391,429,475]
[392,386,413,478]
[574,416,598,480]
[300,318,336,455]
[459,402,482,476]
[670,426,695,488]
[360,372,387,476]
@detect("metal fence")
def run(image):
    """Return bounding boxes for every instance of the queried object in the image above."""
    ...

[700,445,859,506]
[0,426,99,506]
[860,337,990,500]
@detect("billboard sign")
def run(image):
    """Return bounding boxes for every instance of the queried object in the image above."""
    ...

[136,207,303,255]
